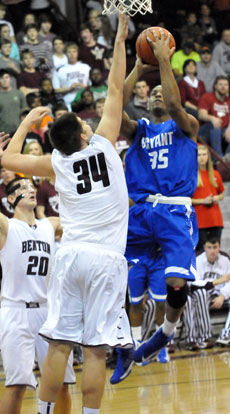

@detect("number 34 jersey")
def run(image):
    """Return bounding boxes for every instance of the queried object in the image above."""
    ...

[0,218,55,304]
[51,134,129,253]
[125,118,198,203]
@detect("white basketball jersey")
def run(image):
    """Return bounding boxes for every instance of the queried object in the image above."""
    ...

[51,134,129,253]
[0,218,55,304]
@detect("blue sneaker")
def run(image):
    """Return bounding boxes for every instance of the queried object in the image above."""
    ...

[156,347,170,363]
[133,327,175,363]
[110,344,136,384]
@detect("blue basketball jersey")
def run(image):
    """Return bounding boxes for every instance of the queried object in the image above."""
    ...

[125,118,198,203]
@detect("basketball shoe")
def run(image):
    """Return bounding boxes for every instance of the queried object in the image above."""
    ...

[133,326,175,363]
[110,341,139,384]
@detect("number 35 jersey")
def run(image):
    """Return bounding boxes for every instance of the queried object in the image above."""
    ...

[0,218,55,304]
[125,118,198,203]
[51,134,129,253]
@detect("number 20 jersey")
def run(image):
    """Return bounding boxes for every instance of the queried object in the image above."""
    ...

[51,134,129,253]
[125,118,198,203]
[0,218,55,304]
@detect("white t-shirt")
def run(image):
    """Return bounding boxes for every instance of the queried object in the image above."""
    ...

[194,252,230,299]
[52,61,91,111]
[52,134,129,253]
[0,218,55,304]
[53,54,68,72]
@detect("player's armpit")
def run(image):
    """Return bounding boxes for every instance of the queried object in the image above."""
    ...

[120,112,137,143]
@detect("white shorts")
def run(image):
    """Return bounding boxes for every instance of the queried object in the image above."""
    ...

[0,303,76,388]
[40,243,133,348]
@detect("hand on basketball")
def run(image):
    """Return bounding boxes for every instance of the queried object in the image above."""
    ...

[147,29,176,62]
[135,56,158,73]
[116,12,129,42]
[0,132,10,158]
[22,107,51,127]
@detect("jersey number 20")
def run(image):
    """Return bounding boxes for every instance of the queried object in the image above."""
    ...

[73,152,110,194]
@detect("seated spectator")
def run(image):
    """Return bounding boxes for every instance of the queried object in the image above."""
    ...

[125,79,150,121]
[198,76,230,157]
[16,12,37,46]
[0,39,20,89]
[18,49,45,95]
[78,23,108,74]
[171,38,201,80]
[36,177,59,218]
[19,23,53,77]
[23,140,44,188]
[0,23,20,61]
[181,12,202,44]
[26,92,54,142]
[88,9,113,48]
[20,107,44,152]
[43,103,69,153]
[37,13,56,48]
[196,46,227,93]
[212,29,230,77]
[198,3,218,46]
[39,77,64,111]
[0,2,15,43]
[52,42,90,111]
[0,167,16,217]
[52,36,67,73]
[178,59,206,118]
[183,237,230,350]
[0,69,26,135]
[71,88,97,129]
[192,145,225,252]
[71,67,107,104]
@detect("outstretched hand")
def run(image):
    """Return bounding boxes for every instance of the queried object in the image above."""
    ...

[116,12,129,42]
[0,132,10,158]
[22,106,51,127]
[147,29,175,62]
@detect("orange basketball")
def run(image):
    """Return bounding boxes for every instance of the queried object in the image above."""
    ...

[135,27,176,66]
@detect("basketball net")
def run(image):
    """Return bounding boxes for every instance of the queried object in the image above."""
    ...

[102,0,153,16]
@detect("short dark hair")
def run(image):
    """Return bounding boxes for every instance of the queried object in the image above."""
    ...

[38,13,52,25]
[0,38,11,47]
[213,75,229,90]
[53,103,68,116]
[20,49,34,60]
[49,113,83,155]
[0,68,10,78]
[25,23,38,33]
[26,92,38,107]
[182,59,197,76]
[204,236,220,246]
[52,36,64,45]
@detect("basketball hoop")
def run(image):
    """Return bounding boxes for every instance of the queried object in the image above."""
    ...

[102,0,153,16]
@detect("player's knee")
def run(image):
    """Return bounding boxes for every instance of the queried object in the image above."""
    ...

[166,283,188,309]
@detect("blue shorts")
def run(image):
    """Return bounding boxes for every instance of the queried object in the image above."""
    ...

[128,253,167,304]
[126,202,198,281]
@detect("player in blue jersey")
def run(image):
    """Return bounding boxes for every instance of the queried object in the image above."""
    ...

[111,29,199,383]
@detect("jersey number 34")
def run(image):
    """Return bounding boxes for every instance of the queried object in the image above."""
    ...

[73,152,110,194]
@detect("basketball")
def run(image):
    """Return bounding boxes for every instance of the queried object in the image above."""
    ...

[135,27,176,66]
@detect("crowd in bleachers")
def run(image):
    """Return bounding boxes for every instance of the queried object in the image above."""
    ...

[0,0,230,362]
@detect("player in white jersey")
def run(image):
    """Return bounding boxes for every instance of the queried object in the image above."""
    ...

[2,14,131,414]
[0,176,75,414]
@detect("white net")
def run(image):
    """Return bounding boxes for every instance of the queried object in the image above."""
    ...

[102,0,153,16]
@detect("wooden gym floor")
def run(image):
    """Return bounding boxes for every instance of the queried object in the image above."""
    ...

[0,347,230,414]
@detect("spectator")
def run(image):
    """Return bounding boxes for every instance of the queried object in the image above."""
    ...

[212,29,230,76]
[52,36,67,72]
[0,167,15,217]
[198,3,218,46]
[171,38,201,80]
[71,67,107,104]
[36,177,59,218]
[23,140,44,188]
[181,12,202,44]
[39,77,64,111]
[18,49,45,95]
[19,23,53,77]
[20,107,44,152]
[26,92,54,142]
[71,88,97,129]
[196,46,227,93]
[192,144,225,251]
[16,12,37,46]
[88,9,113,48]
[52,42,90,111]
[0,69,26,135]
[37,13,56,48]
[183,237,230,350]
[198,75,230,157]
[125,79,150,121]
[78,23,108,74]
[0,2,15,42]
[0,23,20,60]
[43,102,69,153]
[178,59,206,118]
[0,39,20,89]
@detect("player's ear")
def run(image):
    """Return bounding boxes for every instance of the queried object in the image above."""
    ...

[7,194,14,206]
